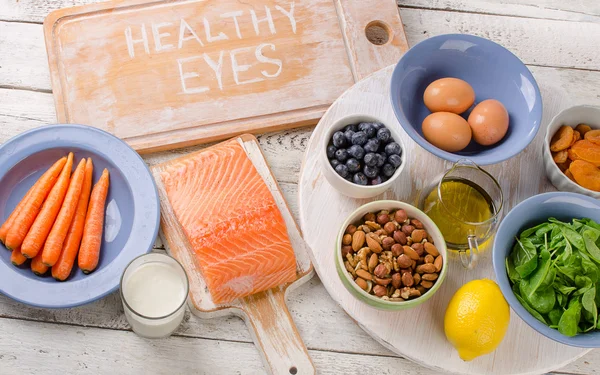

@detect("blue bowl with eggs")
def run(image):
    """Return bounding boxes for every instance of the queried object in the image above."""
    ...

[493,192,600,347]
[390,34,543,165]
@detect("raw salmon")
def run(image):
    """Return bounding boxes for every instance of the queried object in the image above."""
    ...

[161,139,297,304]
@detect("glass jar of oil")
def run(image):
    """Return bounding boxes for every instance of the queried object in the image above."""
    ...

[419,159,503,268]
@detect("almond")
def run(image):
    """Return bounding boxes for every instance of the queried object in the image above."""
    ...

[403,246,419,260]
[416,263,436,274]
[434,255,443,272]
[421,280,434,289]
[352,231,366,251]
[366,233,383,253]
[424,242,440,257]
[411,229,426,243]
[422,273,438,281]
[342,234,352,246]
[374,277,392,286]
[368,253,378,272]
[355,277,368,291]
[424,254,434,264]
[356,269,372,281]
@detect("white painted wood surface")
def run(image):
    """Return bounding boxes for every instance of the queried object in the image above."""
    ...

[298,65,592,374]
[1,0,600,374]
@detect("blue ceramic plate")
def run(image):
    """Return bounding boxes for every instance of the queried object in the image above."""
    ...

[0,125,160,308]
[390,34,543,165]
[493,192,600,347]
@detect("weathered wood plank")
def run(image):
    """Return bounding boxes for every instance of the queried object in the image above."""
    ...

[2,9,600,93]
[1,0,598,23]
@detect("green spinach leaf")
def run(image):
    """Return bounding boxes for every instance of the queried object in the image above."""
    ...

[582,287,598,331]
[515,293,547,324]
[583,229,600,263]
[558,298,582,337]
[548,308,564,326]
[513,238,538,278]
[506,256,521,284]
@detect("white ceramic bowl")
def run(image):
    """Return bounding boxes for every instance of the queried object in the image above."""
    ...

[321,114,406,198]
[335,200,448,310]
[543,105,600,199]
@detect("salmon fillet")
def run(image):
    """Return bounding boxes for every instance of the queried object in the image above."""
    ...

[161,139,297,304]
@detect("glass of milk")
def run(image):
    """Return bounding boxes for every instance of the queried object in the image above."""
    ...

[120,253,189,338]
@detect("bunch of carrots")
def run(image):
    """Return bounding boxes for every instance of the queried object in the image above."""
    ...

[0,153,110,280]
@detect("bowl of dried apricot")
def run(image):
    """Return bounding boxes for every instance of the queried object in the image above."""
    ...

[335,200,448,310]
[544,105,600,198]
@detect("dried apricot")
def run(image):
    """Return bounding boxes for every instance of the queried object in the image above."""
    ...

[552,150,568,164]
[576,124,592,136]
[584,129,600,146]
[572,130,582,145]
[557,160,572,172]
[550,125,574,152]
[568,148,580,162]
[565,169,576,182]
[570,160,600,191]
[569,140,600,166]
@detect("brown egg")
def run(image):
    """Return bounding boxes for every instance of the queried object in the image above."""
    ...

[423,78,475,114]
[422,112,472,152]
[468,99,509,146]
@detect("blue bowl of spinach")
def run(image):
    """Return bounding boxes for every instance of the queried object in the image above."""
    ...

[493,192,600,347]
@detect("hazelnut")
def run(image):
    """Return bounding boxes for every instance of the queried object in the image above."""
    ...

[345,224,357,235]
[411,243,424,256]
[401,225,415,236]
[342,234,352,246]
[392,273,402,289]
[391,244,403,257]
[373,285,387,297]
[382,237,395,251]
[411,229,427,243]
[402,272,414,287]
[411,219,424,229]
[424,254,434,264]
[341,246,352,257]
[363,212,375,222]
[374,263,388,278]
[383,222,396,234]
[394,209,408,223]
[377,213,390,225]
[393,230,407,245]
[400,268,412,275]
[397,254,412,268]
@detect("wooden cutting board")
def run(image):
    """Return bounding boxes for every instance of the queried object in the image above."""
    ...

[44,0,408,153]
[151,134,315,375]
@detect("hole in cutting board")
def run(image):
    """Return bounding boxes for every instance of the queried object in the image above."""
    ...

[365,21,391,45]
[289,366,297,374]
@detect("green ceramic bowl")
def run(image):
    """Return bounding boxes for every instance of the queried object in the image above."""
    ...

[335,200,448,310]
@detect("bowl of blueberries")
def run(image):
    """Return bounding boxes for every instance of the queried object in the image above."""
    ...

[321,114,405,198]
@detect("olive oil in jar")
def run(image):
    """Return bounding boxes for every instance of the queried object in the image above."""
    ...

[423,178,495,246]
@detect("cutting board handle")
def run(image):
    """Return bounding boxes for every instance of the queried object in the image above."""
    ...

[240,289,315,375]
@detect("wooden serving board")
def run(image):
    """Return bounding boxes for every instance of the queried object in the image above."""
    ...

[151,134,315,375]
[44,0,408,153]
[298,65,590,375]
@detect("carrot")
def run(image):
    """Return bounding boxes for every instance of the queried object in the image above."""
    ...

[21,153,74,258]
[0,185,37,245]
[42,158,86,267]
[52,159,93,281]
[4,156,67,250]
[78,168,109,274]
[31,252,49,276]
[10,247,27,266]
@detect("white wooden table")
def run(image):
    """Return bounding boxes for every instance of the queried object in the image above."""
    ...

[1,1,599,374]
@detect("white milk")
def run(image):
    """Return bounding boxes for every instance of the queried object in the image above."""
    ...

[121,254,188,338]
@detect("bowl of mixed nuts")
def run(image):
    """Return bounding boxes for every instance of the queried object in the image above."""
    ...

[336,200,448,310]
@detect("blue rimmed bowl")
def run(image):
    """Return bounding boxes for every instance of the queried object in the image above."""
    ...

[0,125,160,308]
[390,34,543,165]
[493,192,600,347]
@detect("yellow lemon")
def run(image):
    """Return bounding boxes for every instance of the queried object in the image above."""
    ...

[444,279,510,361]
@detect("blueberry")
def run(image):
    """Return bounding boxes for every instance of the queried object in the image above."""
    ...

[333,131,346,148]
[335,148,348,162]
[376,153,386,168]
[363,139,380,153]
[344,129,355,143]
[347,145,365,160]
[388,154,402,168]
[372,122,384,130]
[363,165,379,179]
[346,158,361,173]
[364,153,378,167]
[351,131,368,146]
[385,142,402,156]
[326,145,337,159]
[359,122,377,138]
[377,128,391,143]
[344,124,359,132]
[330,159,341,168]
[382,163,396,177]
[370,176,383,185]
[335,164,349,178]
[353,172,368,186]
